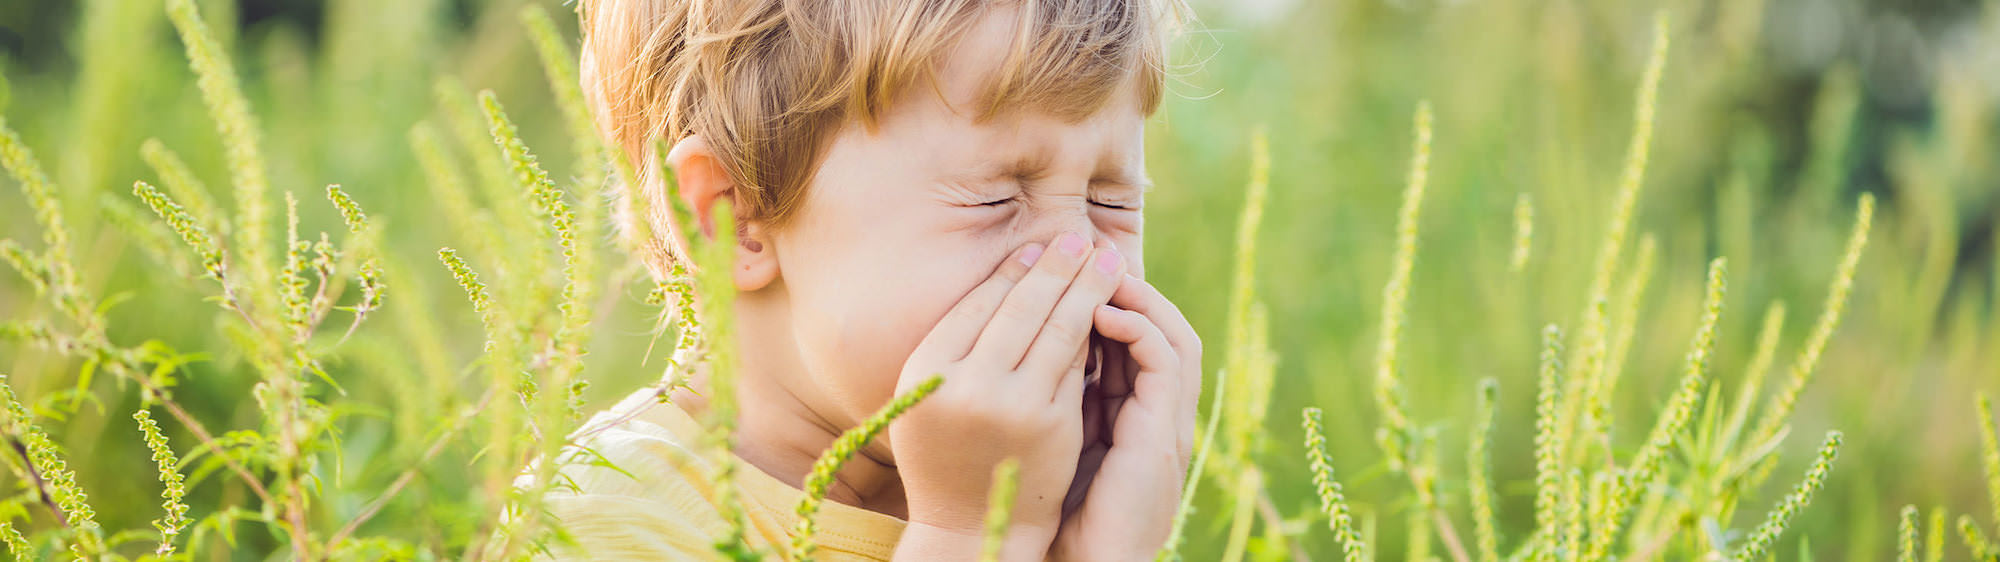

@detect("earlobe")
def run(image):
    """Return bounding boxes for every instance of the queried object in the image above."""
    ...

[731,222,780,292]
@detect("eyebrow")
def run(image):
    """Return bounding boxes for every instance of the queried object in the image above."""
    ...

[942,148,1152,193]
[1091,167,1155,193]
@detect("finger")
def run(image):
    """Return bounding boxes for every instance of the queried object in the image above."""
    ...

[1176,339,1196,463]
[1113,333,1137,424]
[1107,274,1201,361]
[1058,337,1089,405]
[1108,274,1202,447]
[1056,334,1088,396]
[910,242,1044,363]
[967,232,1096,368]
[1019,245,1128,398]
[1091,304,1179,416]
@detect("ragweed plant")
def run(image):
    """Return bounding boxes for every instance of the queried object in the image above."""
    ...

[791,375,945,560]
[0,376,99,557]
[131,410,189,557]
[1980,394,2000,538]
[0,1,1994,561]
[0,0,636,557]
[1467,378,1501,562]
[1734,431,1843,561]
[980,459,1023,562]
[1303,407,1367,562]
[1160,127,1271,562]
[1178,9,1930,562]
[1962,392,2000,560]
[1510,194,1534,273]
[1901,505,1920,562]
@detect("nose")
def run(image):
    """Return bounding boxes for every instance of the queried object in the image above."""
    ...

[1019,205,1107,254]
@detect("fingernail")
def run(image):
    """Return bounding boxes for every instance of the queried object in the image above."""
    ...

[1018,243,1044,267]
[1057,232,1089,257]
[1094,248,1122,274]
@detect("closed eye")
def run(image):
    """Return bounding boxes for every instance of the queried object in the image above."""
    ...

[970,196,1138,209]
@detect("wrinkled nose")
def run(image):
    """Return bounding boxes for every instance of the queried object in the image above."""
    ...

[1018,204,1109,254]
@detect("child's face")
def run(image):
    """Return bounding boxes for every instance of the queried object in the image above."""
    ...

[763,8,1149,432]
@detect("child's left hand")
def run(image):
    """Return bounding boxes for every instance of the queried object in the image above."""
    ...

[1048,273,1202,561]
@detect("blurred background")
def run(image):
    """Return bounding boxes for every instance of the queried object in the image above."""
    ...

[1,0,1996,559]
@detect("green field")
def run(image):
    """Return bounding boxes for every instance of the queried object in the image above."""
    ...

[1,0,1997,560]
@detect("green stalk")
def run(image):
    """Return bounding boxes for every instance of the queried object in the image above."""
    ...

[1372,101,1433,470]
[1160,129,1270,560]
[1469,379,1501,562]
[791,376,944,560]
[1560,11,1670,471]
[1589,258,1728,559]
[1736,431,1843,561]
[1305,408,1368,561]
[980,459,1022,562]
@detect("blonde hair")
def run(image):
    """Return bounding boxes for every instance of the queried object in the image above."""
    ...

[578,0,1185,278]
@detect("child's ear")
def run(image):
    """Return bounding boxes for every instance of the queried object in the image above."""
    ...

[665,134,781,292]
[731,221,779,292]
[664,135,729,241]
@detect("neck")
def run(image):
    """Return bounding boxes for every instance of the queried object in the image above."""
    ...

[668,285,909,519]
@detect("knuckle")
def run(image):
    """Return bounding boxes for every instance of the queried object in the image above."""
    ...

[990,299,1039,328]
[949,298,997,326]
[1039,318,1086,347]
[1018,267,1066,293]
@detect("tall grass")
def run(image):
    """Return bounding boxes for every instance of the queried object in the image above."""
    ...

[0,0,1995,560]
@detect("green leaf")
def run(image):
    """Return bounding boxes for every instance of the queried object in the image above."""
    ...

[68,356,98,412]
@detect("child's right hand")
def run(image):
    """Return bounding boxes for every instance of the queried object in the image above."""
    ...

[889,232,1128,562]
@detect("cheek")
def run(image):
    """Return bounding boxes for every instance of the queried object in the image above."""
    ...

[1117,235,1144,278]
[787,244,996,413]
[1102,221,1144,279]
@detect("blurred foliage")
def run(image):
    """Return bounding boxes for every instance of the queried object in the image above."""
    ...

[0,0,1996,559]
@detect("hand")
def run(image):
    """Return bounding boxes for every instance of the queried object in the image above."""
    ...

[890,232,1130,561]
[1051,273,1203,561]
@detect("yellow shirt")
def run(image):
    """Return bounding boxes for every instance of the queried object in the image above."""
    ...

[523,387,906,560]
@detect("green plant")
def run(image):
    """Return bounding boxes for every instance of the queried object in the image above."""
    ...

[981,459,1022,562]
[1171,10,1929,562]
[1,0,1996,560]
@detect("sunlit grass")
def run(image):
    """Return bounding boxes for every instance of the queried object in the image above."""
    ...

[0,0,1994,560]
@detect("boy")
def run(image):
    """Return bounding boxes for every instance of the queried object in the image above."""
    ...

[540,1,1202,559]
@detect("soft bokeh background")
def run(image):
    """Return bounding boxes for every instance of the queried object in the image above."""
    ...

[1,0,1996,559]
